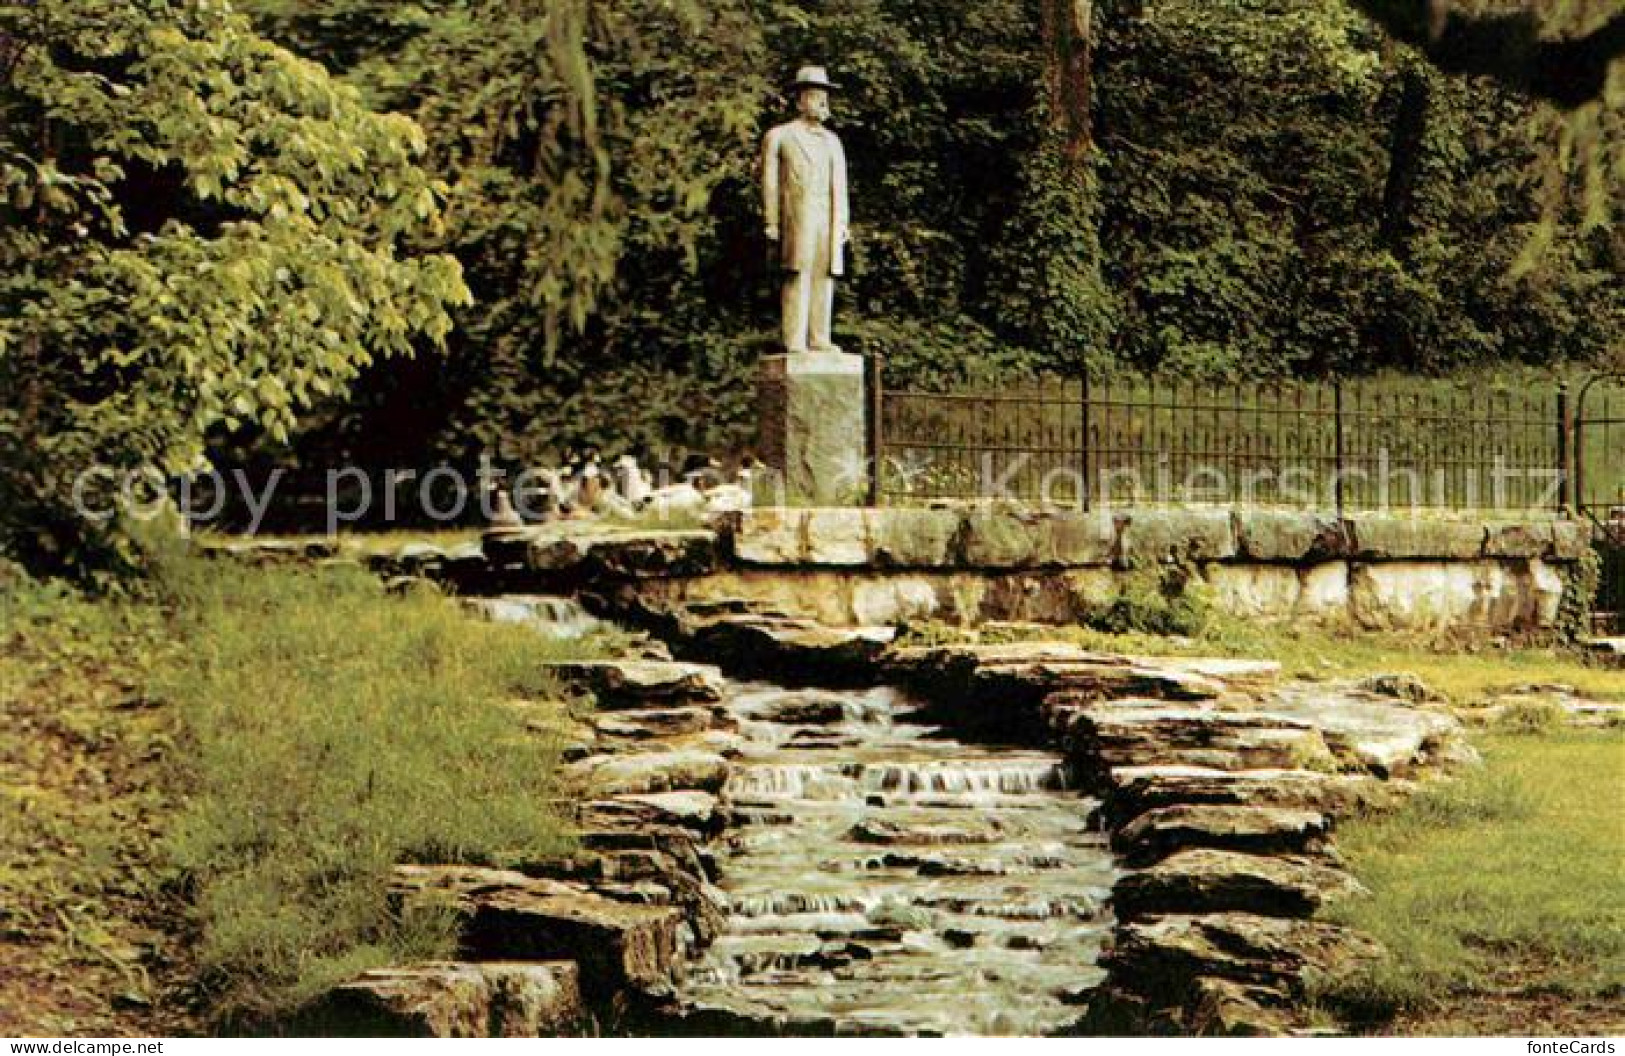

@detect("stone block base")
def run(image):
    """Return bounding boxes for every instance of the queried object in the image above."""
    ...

[757,352,866,505]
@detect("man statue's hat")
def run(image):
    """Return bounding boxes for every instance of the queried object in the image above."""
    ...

[789,65,840,92]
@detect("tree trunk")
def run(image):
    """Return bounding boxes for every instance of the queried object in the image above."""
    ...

[1380,66,1431,256]
[1044,0,1095,156]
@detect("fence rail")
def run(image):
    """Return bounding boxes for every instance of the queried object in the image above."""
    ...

[871,370,1614,515]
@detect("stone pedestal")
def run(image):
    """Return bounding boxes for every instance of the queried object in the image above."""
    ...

[757,351,867,505]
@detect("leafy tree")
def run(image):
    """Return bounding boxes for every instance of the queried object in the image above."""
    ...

[0,0,469,572]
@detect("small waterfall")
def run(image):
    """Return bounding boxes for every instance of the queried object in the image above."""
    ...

[675,682,1117,1036]
[465,595,603,639]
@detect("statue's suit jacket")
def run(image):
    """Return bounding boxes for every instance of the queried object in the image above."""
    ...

[761,119,848,277]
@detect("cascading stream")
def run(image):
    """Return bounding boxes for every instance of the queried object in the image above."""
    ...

[677,682,1118,1036]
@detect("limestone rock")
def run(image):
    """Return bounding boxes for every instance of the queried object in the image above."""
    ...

[570,750,730,795]
[1264,683,1476,777]
[592,707,719,740]
[1186,977,1296,1037]
[1053,704,1336,779]
[867,508,962,567]
[390,866,684,1000]
[1346,516,1485,560]
[1100,912,1384,994]
[1234,511,1349,563]
[1117,509,1238,566]
[1104,765,1394,828]
[313,961,583,1037]
[484,524,720,579]
[580,791,722,834]
[1112,849,1367,920]
[1354,672,1441,703]
[1113,805,1332,866]
[686,612,894,684]
[545,660,724,710]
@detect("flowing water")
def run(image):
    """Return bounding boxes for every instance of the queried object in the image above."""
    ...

[465,595,605,639]
[676,683,1117,1036]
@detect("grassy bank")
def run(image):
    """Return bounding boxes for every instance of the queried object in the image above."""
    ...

[2,555,598,1032]
[1321,730,1625,1036]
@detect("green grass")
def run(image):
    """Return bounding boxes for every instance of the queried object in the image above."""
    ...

[1,574,193,1035]
[154,557,600,1022]
[3,552,610,1030]
[1319,730,1625,1035]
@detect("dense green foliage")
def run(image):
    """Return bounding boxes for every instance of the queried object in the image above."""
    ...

[0,0,469,571]
[237,0,1620,474]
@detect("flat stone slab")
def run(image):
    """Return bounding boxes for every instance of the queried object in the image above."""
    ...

[1113,804,1332,866]
[591,707,720,740]
[1257,683,1475,777]
[484,524,720,579]
[544,660,725,710]
[587,791,721,833]
[1104,765,1397,828]
[1100,911,1384,995]
[1112,849,1367,920]
[1051,705,1335,777]
[313,961,582,1037]
[390,865,684,1001]
[569,749,731,796]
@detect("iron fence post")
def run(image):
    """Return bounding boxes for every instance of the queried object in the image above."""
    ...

[1557,381,1574,516]
[866,352,883,508]
[1334,380,1347,517]
[1080,371,1093,512]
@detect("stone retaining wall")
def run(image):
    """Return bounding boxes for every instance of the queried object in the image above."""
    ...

[476,508,1589,636]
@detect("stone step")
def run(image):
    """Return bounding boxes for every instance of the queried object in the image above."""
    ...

[306,961,583,1037]
[389,865,685,1002]
[1112,804,1332,867]
[1111,849,1366,921]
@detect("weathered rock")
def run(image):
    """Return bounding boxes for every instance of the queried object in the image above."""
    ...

[390,866,684,1001]
[592,707,719,740]
[1186,977,1296,1037]
[570,750,730,796]
[545,661,724,710]
[685,612,894,684]
[1052,705,1336,778]
[1203,565,1302,621]
[893,642,1235,703]
[311,961,583,1037]
[1104,766,1395,828]
[485,524,720,580]
[867,508,962,567]
[1112,849,1367,920]
[579,791,721,834]
[1346,516,1485,560]
[1100,912,1384,997]
[1234,511,1349,563]
[1263,683,1476,777]
[1296,562,1350,620]
[1348,560,1559,631]
[744,690,850,725]
[1117,509,1237,566]
[1354,672,1441,703]
[847,818,1004,847]
[1113,805,1332,866]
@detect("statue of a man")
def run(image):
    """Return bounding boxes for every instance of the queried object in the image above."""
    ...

[760,65,849,355]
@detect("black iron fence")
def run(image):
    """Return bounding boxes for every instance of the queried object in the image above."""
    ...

[868,368,1623,516]
[1576,374,1625,631]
